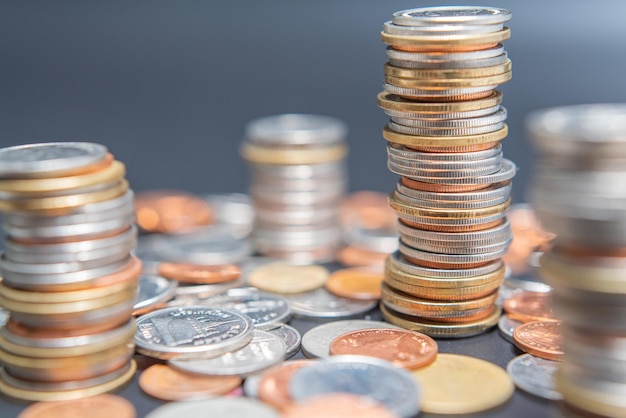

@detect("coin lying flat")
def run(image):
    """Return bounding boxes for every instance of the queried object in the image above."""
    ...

[16,393,135,418]
[257,359,317,411]
[281,393,398,418]
[145,398,279,418]
[411,353,514,414]
[247,262,329,294]
[266,324,301,359]
[507,354,562,401]
[324,268,385,300]
[284,288,377,320]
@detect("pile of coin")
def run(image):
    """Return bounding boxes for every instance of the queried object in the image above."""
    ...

[527,104,626,417]
[241,114,348,264]
[377,6,515,337]
[0,142,139,401]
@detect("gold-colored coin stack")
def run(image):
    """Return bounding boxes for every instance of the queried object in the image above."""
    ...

[377,6,516,338]
[0,142,140,401]
[527,105,626,417]
[241,114,349,264]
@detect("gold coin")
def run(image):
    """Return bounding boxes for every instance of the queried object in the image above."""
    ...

[389,194,511,219]
[381,27,511,48]
[240,142,348,165]
[247,262,329,294]
[0,359,136,402]
[383,125,508,147]
[325,267,384,301]
[377,91,502,114]
[0,161,125,193]
[411,353,514,414]
[380,303,500,338]
[384,274,503,301]
[384,60,512,79]
[385,71,512,89]
[0,180,129,213]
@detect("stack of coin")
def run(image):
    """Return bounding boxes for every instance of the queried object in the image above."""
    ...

[0,142,139,401]
[241,114,348,264]
[527,104,626,416]
[377,6,516,337]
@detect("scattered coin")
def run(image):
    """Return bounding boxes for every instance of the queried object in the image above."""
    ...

[17,393,136,418]
[411,353,514,414]
[266,324,301,359]
[247,262,329,294]
[513,320,564,361]
[329,328,437,370]
[502,290,556,323]
[325,268,385,300]
[257,359,317,411]
[285,288,378,321]
[133,274,178,316]
[144,397,279,418]
[138,363,241,401]
[507,353,562,401]
[497,313,522,344]
[134,190,213,234]
[281,393,398,418]
[157,262,241,284]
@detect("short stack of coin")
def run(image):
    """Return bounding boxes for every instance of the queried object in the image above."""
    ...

[377,6,516,337]
[241,114,349,264]
[527,104,626,417]
[0,142,140,401]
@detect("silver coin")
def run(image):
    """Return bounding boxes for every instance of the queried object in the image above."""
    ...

[498,314,522,344]
[396,178,511,200]
[145,398,279,418]
[384,83,497,98]
[388,160,501,179]
[290,355,420,418]
[255,206,339,226]
[391,107,507,129]
[0,250,131,275]
[197,288,291,330]
[301,320,400,359]
[169,329,286,376]
[388,120,505,137]
[388,153,502,171]
[400,234,512,255]
[394,188,508,210]
[388,142,502,161]
[134,306,255,360]
[251,161,344,179]
[395,210,506,227]
[243,372,263,398]
[0,309,8,326]
[284,288,377,320]
[245,113,347,146]
[202,193,254,239]
[386,44,504,62]
[267,324,301,359]
[389,53,509,70]
[399,240,510,264]
[507,354,563,401]
[134,274,178,313]
[252,186,344,206]
[398,159,517,185]
[343,224,398,254]
[171,278,245,299]
[392,6,511,26]
[0,142,107,178]
[382,104,501,120]
[383,20,503,36]
[389,250,503,278]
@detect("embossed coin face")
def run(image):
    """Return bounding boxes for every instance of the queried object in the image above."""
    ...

[290,355,420,418]
[325,268,385,301]
[411,353,514,414]
[17,394,135,418]
[138,364,241,401]
[169,330,286,376]
[513,320,564,361]
[281,393,398,418]
[134,306,255,359]
[329,328,437,370]
[507,354,562,401]
[392,6,511,26]
[247,262,329,294]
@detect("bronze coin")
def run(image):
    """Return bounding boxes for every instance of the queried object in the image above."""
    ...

[513,320,563,361]
[157,262,241,284]
[134,190,213,234]
[281,393,397,418]
[329,328,437,370]
[336,245,388,269]
[325,268,385,301]
[502,291,556,323]
[138,364,242,401]
[400,176,491,193]
[17,394,135,418]
[257,359,316,411]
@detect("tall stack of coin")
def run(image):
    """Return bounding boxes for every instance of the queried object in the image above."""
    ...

[377,6,516,337]
[527,104,626,417]
[0,142,139,401]
[241,114,348,264]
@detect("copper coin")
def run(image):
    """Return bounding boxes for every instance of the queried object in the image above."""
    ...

[502,291,556,323]
[138,363,242,401]
[336,245,387,269]
[325,268,385,301]
[400,218,503,233]
[281,393,397,418]
[17,394,135,418]
[400,177,491,193]
[513,320,563,361]
[157,262,241,284]
[340,191,397,230]
[329,328,437,370]
[257,359,316,411]
[134,190,213,234]
[391,43,500,53]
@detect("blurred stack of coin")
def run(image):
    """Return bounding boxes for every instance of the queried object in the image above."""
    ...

[377,6,515,337]
[527,104,626,417]
[0,142,139,401]
[241,114,348,264]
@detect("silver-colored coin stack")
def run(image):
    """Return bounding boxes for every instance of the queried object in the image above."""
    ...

[241,114,349,264]
[527,104,626,417]
[377,6,516,337]
[0,142,139,401]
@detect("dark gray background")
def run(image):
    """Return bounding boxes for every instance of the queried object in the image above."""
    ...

[1,1,626,417]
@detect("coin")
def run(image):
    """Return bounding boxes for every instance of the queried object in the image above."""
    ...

[283,288,377,320]
[290,355,420,418]
[411,353,513,414]
[324,268,384,301]
[329,328,437,370]
[134,190,214,234]
[17,394,136,418]
[513,320,564,361]
[247,262,329,294]
[281,393,398,418]
[257,359,317,411]
[497,314,522,344]
[266,324,301,359]
[507,353,562,401]
[157,262,240,284]
[502,290,556,323]
[138,363,241,401]
[301,320,400,359]
[392,6,511,26]
[145,398,279,418]
[134,274,178,315]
